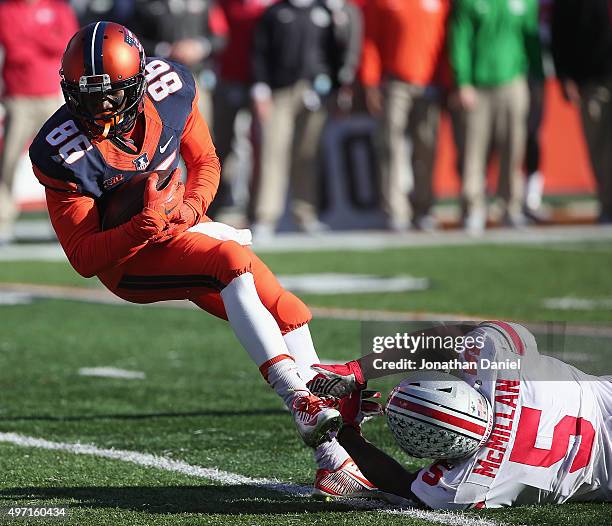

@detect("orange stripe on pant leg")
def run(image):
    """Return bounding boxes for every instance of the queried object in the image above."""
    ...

[250,251,312,334]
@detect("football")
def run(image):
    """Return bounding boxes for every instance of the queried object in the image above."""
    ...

[100,168,175,230]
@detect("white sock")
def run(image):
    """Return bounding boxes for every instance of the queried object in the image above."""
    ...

[283,324,320,383]
[261,355,306,407]
[314,434,351,470]
[283,324,351,468]
[221,273,309,407]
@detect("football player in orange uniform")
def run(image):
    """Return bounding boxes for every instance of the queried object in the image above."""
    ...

[29,22,374,497]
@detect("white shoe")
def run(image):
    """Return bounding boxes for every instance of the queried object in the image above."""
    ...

[292,394,342,448]
[313,458,376,498]
[387,217,410,233]
[525,171,544,212]
[297,220,330,235]
[464,210,486,236]
[413,214,438,233]
[251,222,275,242]
[501,212,528,229]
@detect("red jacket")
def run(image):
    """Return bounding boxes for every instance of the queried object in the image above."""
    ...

[0,0,78,97]
[216,0,279,84]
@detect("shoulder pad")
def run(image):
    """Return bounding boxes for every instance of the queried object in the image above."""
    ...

[29,106,107,197]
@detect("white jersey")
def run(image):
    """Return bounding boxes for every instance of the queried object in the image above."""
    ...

[411,321,612,509]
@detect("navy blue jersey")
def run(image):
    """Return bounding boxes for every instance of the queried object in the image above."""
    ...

[29,58,196,200]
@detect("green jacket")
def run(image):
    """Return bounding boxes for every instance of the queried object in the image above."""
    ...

[449,0,544,87]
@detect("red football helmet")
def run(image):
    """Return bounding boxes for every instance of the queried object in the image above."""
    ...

[60,22,146,141]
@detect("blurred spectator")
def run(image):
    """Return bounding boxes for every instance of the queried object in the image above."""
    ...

[130,0,228,125]
[524,0,553,221]
[0,0,78,242]
[552,0,612,224]
[71,0,135,26]
[360,0,450,232]
[208,0,276,223]
[449,0,543,235]
[251,0,360,237]
[327,0,363,114]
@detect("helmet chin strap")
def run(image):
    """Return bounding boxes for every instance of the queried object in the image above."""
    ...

[101,121,111,139]
[99,114,124,139]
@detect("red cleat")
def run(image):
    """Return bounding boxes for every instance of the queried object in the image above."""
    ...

[313,459,376,498]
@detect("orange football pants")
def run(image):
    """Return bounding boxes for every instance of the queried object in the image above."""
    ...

[99,231,312,335]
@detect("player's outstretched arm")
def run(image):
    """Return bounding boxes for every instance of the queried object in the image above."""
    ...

[43,171,182,278]
[334,391,419,503]
[337,425,420,502]
[312,324,477,396]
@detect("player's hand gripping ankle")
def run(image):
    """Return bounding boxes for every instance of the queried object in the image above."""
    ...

[309,360,366,398]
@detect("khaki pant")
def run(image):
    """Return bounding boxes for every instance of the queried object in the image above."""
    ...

[254,81,326,227]
[379,79,440,225]
[0,95,63,234]
[579,79,612,219]
[458,76,529,220]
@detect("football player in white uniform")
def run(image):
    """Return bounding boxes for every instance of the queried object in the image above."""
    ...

[311,321,612,508]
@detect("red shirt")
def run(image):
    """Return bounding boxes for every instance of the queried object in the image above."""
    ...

[0,0,78,97]
[216,0,279,84]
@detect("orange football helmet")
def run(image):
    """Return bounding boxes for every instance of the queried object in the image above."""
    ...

[60,21,146,141]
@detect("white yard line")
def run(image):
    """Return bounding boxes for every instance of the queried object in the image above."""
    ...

[0,432,309,496]
[543,297,612,311]
[78,367,146,380]
[383,509,509,526]
[0,432,508,526]
[0,291,33,305]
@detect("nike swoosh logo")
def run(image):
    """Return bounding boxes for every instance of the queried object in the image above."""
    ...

[164,203,178,216]
[159,136,174,154]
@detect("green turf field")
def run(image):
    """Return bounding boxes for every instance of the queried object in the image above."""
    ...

[0,240,611,525]
[2,242,612,321]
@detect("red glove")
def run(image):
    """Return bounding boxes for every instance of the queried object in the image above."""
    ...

[310,360,366,398]
[150,201,199,243]
[338,390,383,430]
[143,170,184,225]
